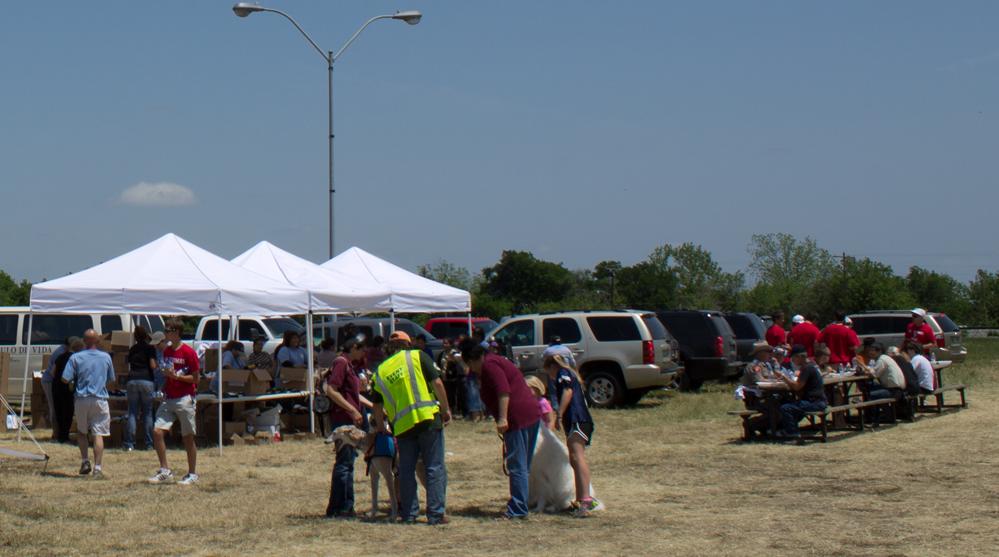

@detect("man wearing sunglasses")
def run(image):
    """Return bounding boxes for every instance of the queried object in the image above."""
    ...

[149,320,201,485]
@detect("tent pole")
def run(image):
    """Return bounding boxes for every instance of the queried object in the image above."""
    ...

[467,312,473,336]
[217,314,223,455]
[390,310,396,334]
[306,312,315,435]
[17,312,33,442]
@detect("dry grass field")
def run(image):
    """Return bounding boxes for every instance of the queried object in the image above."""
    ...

[3,339,999,556]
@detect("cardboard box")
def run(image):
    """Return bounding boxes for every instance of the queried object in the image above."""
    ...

[281,413,312,432]
[218,369,271,395]
[30,376,49,429]
[41,354,52,373]
[112,352,129,374]
[279,367,310,391]
[204,350,219,373]
[110,331,133,351]
[0,353,9,432]
[98,333,113,353]
[203,420,247,444]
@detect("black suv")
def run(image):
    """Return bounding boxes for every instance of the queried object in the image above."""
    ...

[656,310,741,390]
[723,312,767,362]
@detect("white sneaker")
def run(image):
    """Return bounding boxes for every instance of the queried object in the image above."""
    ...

[148,469,174,484]
[178,473,199,485]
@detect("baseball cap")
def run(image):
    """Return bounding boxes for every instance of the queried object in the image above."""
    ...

[150,331,166,345]
[789,344,807,357]
[911,308,927,318]
[791,314,805,325]
[389,331,412,343]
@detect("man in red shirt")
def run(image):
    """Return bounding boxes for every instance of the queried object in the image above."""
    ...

[461,341,541,519]
[765,311,789,348]
[788,314,821,358]
[817,312,860,366]
[905,308,936,354]
[149,320,201,485]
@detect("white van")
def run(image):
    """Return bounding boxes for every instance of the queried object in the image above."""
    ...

[0,307,164,402]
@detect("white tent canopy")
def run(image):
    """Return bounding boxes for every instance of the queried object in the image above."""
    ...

[231,241,392,313]
[321,247,471,313]
[30,233,310,316]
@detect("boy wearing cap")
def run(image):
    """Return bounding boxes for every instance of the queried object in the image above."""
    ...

[788,314,821,358]
[906,309,936,354]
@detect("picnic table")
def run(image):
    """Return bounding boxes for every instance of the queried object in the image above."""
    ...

[752,373,871,434]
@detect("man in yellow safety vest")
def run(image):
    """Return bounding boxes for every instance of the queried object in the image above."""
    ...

[371,331,452,525]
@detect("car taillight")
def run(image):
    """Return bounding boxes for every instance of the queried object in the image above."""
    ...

[936,334,946,348]
[714,336,724,357]
[642,340,655,365]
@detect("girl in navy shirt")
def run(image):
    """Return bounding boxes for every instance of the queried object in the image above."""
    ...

[543,354,599,517]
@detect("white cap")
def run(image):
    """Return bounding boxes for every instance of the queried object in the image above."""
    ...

[911,308,927,318]
[791,314,805,324]
[844,317,853,326]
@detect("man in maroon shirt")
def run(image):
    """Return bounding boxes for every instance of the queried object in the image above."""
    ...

[818,311,861,366]
[905,308,936,354]
[765,311,789,348]
[324,338,365,517]
[788,313,821,358]
[149,320,201,485]
[460,341,541,519]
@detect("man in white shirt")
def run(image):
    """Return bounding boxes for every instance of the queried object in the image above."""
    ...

[904,341,935,394]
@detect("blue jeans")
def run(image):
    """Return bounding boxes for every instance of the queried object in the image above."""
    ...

[125,379,155,449]
[464,376,484,414]
[778,399,826,436]
[504,421,540,517]
[326,420,357,516]
[398,425,447,523]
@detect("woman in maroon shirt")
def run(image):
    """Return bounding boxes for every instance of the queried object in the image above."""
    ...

[460,341,541,519]
[324,338,365,518]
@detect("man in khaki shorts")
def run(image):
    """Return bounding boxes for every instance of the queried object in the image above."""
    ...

[149,320,201,485]
[62,329,115,479]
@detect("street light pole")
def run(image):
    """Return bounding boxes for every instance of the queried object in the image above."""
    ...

[233,4,422,258]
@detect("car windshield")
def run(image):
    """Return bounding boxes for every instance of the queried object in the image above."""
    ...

[263,318,305,337]
[933,314,960,333]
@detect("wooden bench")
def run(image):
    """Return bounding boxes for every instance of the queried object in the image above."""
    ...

[919,384,968,413]
[727,410,760,441]
[804,398,896,442]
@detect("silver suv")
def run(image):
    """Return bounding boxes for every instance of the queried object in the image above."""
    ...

[847,311,967,363]
[488,310,680,407]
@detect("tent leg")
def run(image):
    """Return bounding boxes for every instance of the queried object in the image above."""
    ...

[218,314,223,455]
[306,313,315,435]
[17,313,33,442]
[390,310,396,334]
[467,312,473,336]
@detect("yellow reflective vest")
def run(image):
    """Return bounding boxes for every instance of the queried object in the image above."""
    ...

[373,350,439,436]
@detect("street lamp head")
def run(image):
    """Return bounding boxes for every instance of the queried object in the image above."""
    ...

[232,3,266,17]
[392,10,422,25]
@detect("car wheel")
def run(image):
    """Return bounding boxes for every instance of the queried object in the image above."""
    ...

[585,371,625,408]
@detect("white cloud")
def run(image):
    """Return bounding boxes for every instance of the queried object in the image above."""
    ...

[118,181,197,206]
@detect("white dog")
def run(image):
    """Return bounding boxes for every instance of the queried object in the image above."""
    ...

[528,426,603,513]
[330,425,425,519]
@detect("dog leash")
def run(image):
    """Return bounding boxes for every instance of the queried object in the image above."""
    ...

[498,433,510,477]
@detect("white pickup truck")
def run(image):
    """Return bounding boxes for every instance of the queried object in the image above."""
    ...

[191,316,307,355]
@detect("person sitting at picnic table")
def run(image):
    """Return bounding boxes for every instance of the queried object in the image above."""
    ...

[905,308,936,355]
[246,337,273,371]
[858,340,906,400]
[221,340,246,369]
[901,340,935,394]
[814,344,836,375]
[773,345,827,441]
[738,342,784,413]
[818,311,860,367]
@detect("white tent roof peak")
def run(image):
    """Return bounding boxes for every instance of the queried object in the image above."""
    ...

[30,233,310,315]
[321,246,471,313]
[231,241,392,312]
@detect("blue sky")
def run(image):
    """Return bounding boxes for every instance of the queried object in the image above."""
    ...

[1,1,996,284]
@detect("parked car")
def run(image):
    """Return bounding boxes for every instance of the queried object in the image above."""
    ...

[194,315,306,356]
[724,312,768,362]
[655,310,742,391]
[424,317,499,341]
[0,307,164,401]
[312,317,444,359]
[847,311,967,363]
[486,310,679,408]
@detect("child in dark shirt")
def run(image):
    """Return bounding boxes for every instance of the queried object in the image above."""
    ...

[543,354,600,517]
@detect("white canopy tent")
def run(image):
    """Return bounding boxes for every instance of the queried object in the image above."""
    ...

[321,247,471,314]
[231,241,392,313]
[22,233,311,451]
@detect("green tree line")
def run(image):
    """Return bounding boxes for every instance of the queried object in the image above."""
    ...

[419,233,999,326]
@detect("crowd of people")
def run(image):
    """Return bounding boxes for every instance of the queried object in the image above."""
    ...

[738,308,941,441]
[43,319,599,522]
